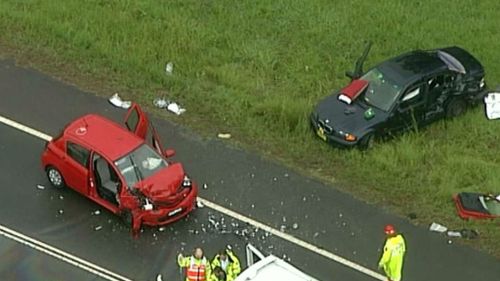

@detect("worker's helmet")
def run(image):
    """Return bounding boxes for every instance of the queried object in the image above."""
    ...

[384,224,396,235]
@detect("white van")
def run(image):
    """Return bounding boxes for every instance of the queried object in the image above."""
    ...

[234,244,319,281]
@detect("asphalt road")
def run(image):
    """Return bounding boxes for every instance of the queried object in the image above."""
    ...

[0,58,499,281]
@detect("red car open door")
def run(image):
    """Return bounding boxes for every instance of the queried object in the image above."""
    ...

[124,103,149,139]
[124,103,165,156]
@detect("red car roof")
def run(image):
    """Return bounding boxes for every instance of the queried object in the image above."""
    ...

[64,114,143,160]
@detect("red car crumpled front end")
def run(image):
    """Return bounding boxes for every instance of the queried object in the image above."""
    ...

[130,163,198,230]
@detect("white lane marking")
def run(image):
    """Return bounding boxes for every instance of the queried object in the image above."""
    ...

[0,224,133,281]
[0,115,52,141]
[0,114,386,280]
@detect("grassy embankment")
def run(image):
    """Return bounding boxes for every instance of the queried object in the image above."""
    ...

[0,0,499,255]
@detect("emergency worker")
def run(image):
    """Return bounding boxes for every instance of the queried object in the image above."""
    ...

[178,247,212,281]
[209,266,226,281]
[211,247,241,281]
[378,224,406,281]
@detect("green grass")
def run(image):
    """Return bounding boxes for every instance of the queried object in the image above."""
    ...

[1,0,500,255]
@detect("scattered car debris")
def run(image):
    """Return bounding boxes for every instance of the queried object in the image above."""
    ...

[94,226,103,231]
[59,195,64,200]
[108,93,131,109]
[153,98,186,115]
[202,183,208,189]
[292,223,299,230]
[165,62,174,75]
[36,184,45,190]
[58,209,64,215]
[158,226,166,232]
[484,92,500,120]
[156,273,163,281]
[92,210,101,215]
[217,133,231,139]
[429,222,479,239]
[196,200,205,208]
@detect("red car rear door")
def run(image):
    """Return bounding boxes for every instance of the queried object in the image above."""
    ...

[61,140,90,195]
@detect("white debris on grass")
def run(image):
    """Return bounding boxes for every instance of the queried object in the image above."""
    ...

[36,184,45,190]
[484,92,500,120]
[217,133,231,139]
[165,62,174,75]
[108,93,131,109]
[153,98,186,115]
[94,226,103,231]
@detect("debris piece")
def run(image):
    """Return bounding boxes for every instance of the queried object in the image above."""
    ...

[58,209,64,215]
[59,195,64,200]
[94,226,102,231]
[159,227,166,232]
[153,98,186,115]
[36,184,45,190]
[92,210,101,215]
[108,93,131,109]
[484,92,500,120]
[429,222,447,233]
[292,223,299,230]
[203,183,208,189]
[217,133,231,139]
[446,231,462,238]
[165,62,174,75]
[196,200,204,208]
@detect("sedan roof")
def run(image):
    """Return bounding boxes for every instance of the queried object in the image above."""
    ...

[64,114,143,160]
[378,50,449,86]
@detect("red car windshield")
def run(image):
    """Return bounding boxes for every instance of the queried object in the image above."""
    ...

[114,144,168,188]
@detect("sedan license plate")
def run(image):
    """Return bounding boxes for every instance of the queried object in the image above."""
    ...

[316,127,327,141]
[168,207,183,217]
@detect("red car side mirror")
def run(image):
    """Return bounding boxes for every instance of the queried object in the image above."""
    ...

[164,149,175,158]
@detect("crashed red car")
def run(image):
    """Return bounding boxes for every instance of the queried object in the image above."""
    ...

[41,103,198,233]
[453,192,500,219]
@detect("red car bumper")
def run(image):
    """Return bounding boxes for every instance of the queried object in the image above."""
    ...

[134,184,198,228]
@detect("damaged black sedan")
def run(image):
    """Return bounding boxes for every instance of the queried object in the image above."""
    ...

[311,44,487,149]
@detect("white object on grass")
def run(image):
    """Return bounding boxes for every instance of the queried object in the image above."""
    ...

[108,93,132,109]
[484,92,500,120]
[165,62,173,75]
[217,133,231,139]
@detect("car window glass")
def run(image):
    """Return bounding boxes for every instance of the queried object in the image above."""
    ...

[428,75,445,90]
[67,142,90,167]
[125,108,139,133]
[402,87,420,102]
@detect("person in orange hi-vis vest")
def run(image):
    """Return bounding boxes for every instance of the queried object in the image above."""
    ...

[178,247,212,281]
[378,224,406,281]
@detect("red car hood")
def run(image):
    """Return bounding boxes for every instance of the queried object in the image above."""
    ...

[136,163,185,200]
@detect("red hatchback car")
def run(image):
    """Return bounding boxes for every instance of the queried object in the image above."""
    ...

[41,103,198,233]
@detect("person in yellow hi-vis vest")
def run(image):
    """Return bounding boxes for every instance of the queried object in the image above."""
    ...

[378,224,406,281]
[178,247,212,281]
[211,247,241,281]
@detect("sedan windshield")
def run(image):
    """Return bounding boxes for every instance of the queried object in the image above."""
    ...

[361,68,402,111]
[114,144,167,187]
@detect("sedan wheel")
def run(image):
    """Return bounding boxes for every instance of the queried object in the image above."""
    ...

[46,166,65,188]
[359,133,375,150]
[446,98,466,118]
